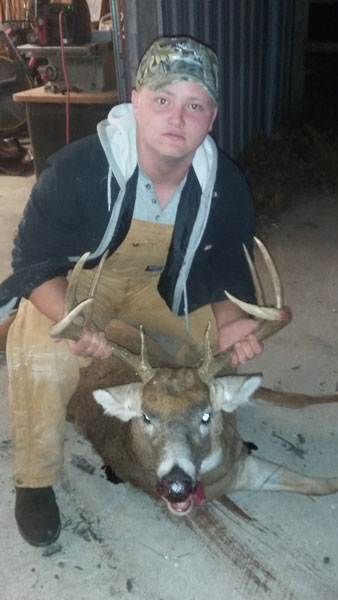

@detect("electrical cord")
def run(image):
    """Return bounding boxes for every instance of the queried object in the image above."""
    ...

[58,9,70,145]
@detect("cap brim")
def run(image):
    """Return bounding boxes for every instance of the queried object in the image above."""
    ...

[139,73,218,104]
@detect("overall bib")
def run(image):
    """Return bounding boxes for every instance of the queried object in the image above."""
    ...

[7,219,218,487]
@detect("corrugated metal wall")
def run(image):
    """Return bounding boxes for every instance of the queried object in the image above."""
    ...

[159,0,296,157]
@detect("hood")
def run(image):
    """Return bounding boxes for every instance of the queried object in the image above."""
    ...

[97,103,217,194]
[97,104,137,188]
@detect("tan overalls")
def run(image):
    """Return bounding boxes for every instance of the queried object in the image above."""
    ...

[7,219,218,488]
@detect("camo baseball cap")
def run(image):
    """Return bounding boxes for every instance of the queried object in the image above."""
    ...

[136,36,219,104]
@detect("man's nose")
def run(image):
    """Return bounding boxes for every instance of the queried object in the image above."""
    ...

[169,105,185,125]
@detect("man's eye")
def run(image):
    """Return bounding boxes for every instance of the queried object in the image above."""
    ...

[191,103,201,111]
[157,97,168,105]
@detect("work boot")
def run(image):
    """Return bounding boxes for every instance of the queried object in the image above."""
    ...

[15,486,61,546]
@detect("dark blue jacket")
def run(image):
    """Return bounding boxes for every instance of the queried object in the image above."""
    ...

[0,133,255,318]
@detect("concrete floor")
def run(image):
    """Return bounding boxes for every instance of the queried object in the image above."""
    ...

[1,174,338,600]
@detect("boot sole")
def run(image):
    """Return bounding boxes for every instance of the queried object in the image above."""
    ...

[17,519,61,547]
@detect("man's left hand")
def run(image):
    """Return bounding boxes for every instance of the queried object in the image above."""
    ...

[218,318,262,367]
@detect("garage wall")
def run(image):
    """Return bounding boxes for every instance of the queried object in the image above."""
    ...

[113,0,310,157]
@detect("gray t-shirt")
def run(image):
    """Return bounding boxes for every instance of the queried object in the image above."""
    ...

[133,169,187,224]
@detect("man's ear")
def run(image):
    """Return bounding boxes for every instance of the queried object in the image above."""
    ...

[131,88,140,117]
[208,105,218,132]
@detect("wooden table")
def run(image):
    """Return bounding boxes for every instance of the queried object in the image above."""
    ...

[13,87,118,176]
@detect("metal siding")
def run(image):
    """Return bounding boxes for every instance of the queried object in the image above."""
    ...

[160,0,296,157]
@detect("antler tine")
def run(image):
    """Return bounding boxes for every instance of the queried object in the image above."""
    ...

[50,297,95,340]
[197,322,214,382]
[93,325,155,384]
[50,250,108,340]
[63,252,90,315]
[242,242,264,306]
[254,236,283,308]
[135,325,155,383]
[224,236,285,321]
[200,236,291,381]
[85,249,109,325]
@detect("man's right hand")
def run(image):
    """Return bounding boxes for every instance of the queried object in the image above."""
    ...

[65,327,112,359]
[29,276,112,360]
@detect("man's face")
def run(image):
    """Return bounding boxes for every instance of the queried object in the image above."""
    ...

[131,81,218,164]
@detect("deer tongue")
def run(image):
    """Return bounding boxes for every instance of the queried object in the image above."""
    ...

[163,480,206,515]
[193,480,206,505]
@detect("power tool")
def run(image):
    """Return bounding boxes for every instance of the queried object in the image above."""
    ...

[34,0,91,46]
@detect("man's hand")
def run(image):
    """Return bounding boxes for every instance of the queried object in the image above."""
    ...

[65,326,112,359]
[218,317,262,367]
[212,299,263,367]
[64,327,112,358]
[29,277,112,360]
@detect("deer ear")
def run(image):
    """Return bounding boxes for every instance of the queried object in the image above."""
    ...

[209,374,262,413]
[93,383,143,421]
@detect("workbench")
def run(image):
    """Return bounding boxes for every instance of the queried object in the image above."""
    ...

[13,87,118,176]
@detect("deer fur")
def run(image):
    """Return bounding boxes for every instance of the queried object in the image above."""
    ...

[68,320,338,516]
[62,242,338,515]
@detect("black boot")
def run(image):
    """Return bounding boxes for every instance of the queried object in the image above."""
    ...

[15,486,61,546]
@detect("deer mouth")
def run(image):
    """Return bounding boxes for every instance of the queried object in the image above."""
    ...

[163,496,194,516]
[159,481,206,516]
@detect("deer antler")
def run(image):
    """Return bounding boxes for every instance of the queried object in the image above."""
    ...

[50,237,290,385]
[198,236,292,383]
[49,252,155,383]
[49,250,108,340]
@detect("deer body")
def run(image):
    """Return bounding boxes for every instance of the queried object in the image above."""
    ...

[68,359,338,516]
[59,238,338,516]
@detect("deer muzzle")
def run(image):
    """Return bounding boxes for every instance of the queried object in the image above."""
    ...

[157,466,206,516]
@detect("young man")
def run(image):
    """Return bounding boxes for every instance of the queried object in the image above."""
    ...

[0,36,261,546]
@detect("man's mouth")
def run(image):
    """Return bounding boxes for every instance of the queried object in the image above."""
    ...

[163,132,185,141]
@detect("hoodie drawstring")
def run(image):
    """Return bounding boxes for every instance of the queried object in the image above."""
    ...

[107,168,112,211]
[183,276,190,333]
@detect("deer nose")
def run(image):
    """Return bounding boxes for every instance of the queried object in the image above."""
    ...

[157,466,194,502]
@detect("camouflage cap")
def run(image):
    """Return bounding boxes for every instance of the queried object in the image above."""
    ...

[136,36,219,104]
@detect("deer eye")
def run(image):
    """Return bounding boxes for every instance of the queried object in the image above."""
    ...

[143,413,151,424]
[201,412,211,424]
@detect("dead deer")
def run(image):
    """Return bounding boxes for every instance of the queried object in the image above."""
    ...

[50,238,338,516]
